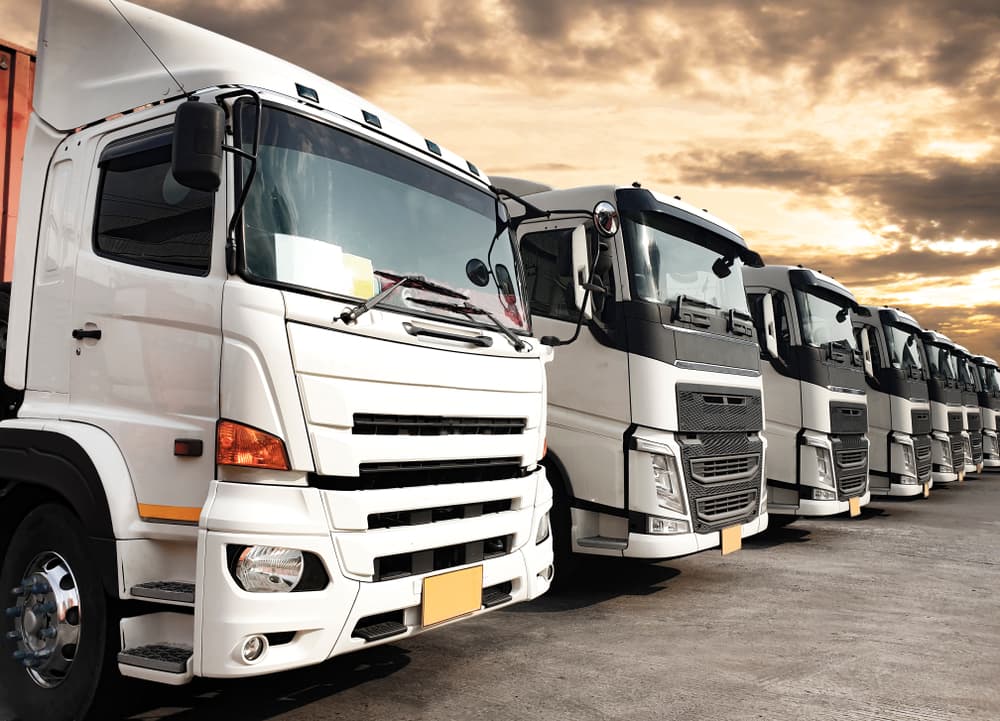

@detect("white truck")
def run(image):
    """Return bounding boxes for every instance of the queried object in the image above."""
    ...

[851,306,932,496]
[954,345,984,475]
[743,266,871,517]
[971,355,1000,470]
[0,2,554,719]
[918,330,965,484]
[494,178,769,566]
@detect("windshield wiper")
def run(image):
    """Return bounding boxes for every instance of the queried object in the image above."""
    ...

[410,298,527,352]
[339,271,467,324]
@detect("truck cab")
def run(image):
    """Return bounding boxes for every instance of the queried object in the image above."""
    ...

[497,179,768,566]
[852,306,932,496]
[954,345,984,475]
[919,330,965,484]
[971,354,1000,470]
[0,2,553,719]
[744,265,870,517]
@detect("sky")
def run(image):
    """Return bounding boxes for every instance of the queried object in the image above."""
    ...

[3,0,998,358]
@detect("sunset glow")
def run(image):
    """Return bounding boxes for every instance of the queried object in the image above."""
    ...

[3,0,996,356]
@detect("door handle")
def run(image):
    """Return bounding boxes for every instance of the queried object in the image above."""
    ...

[72,328,102,341]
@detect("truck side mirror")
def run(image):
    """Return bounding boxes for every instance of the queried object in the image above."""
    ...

[860,328,875,379]
[761,293,780,360]
[570,224,593,321]
[172,100,225,191]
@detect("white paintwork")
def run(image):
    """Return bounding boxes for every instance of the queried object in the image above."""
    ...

[508,184,768,558]
[119,613,194,684]
[744,266,870,516]
[5,0,555,689]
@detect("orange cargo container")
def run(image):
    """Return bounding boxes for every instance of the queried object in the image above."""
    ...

[0,40,35,282]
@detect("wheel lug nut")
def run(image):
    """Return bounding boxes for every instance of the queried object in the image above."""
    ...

[4,606,21,618]
[34,602,56,614]
[30,583,50,595]
[12,649,29,660]
[39,628,57,639]
[11,586,26,596]
[5,630,19,641]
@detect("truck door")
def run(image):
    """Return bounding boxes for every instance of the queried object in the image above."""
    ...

[69,120,225,520]
[519,221,630,509]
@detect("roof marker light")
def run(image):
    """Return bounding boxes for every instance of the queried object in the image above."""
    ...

[467,161,480,176]
[295,83,319,103]
[362,110,382,128]
[426,139,442,156]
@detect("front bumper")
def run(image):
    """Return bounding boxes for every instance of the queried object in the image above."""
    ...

[193,472,553,678]
[796,490,871,517]
[622,512,768,559]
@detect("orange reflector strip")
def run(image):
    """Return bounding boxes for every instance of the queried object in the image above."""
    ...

[137,503,202,523]
[217,420,290,471]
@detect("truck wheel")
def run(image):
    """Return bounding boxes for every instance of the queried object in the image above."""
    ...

[0,505,116,721]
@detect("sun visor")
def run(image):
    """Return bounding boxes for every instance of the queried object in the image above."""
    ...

[788,268,859,310]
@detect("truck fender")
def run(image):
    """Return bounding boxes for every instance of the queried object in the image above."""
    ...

[0,420,140,596]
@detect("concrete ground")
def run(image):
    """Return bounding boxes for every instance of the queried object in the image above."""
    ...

[6,475,1000,721]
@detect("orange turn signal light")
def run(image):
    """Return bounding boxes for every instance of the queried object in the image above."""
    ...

[217,420,291,471]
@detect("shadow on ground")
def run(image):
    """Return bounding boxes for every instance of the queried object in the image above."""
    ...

[112,644,411,721]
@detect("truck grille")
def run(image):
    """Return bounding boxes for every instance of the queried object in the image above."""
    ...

[368,499,513,529]
[353,413,526,436]
[914,435,932,483]
[950,433,964,472]
[832,434,867,499]
[947,412,963,434]
[309,457,526,491]
[971,432,983,464]
[911,409,931,436]
[830,402,868,434]
[679,433,763,533]
[676,386,763,433]
[690,454,761,483]
[374,535,513,581]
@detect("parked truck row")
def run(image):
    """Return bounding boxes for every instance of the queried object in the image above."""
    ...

[1,3,994,721]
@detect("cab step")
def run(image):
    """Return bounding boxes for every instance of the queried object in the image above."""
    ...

[577,536,628,550]
[482,584,512,608]
[118,644,192,674]
[130,581,195,605]
[352,621,408,642]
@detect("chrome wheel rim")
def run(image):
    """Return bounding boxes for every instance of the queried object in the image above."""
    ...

[8,552,82,688]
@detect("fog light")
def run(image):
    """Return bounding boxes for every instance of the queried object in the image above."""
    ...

[898,476,919,485]
[536,511,550,544]
[234,546,304,593]
[241,635,268,663]
[648,516,690,535]
[812,488,836,501]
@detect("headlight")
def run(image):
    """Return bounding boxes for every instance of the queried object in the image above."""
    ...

[234,546,304,593]
[648,516,691,535]
[936,437,952,465]
[651,452,685,514]
[900,444,915,476]
[815,447,834,487]
[535,511,550,544]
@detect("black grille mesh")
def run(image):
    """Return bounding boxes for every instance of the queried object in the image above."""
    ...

[830,403,868,434]
[971,433,983,464]
[354,413,526,436]
[679,433,763,532]
[914,434,932,483]
[832,434,867,499]
[911,409,931,436]
[950,433,964,472]
[676,387,763,433]
[948,412,964,433]
[967,413,982,432]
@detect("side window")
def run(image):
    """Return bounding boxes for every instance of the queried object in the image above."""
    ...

[519,228,578,323]
[95,133,214,275]
[868,328,884,373]
[772,291,792,360]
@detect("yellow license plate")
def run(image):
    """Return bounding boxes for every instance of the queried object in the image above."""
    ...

[923,482,930,498]
[959,470,965,482]
[422,565,483,627]
[848,497,861,517]
[721,524,742,555]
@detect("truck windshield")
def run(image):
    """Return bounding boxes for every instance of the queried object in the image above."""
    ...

[959,358,978,390]
[927,345,959,381]
[238,105,528,331]
[621,211,749,315]
[979,365,1000,393]
[794,289,857,350]
[884,324,925,372]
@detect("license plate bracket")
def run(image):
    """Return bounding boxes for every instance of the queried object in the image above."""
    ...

[422,566,483,627]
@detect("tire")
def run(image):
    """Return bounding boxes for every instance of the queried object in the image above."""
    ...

[0,505,118,721]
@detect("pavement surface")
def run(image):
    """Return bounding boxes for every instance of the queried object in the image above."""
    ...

[4,475,1000,721]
